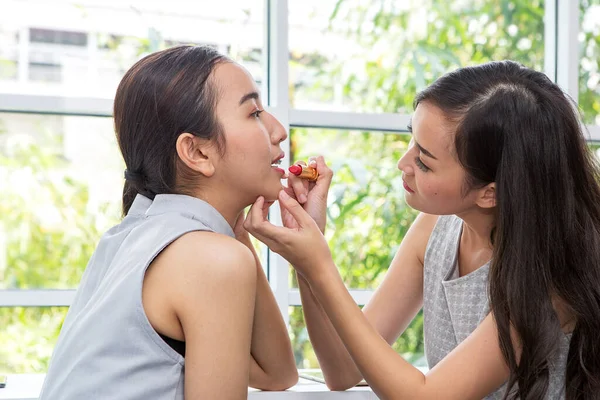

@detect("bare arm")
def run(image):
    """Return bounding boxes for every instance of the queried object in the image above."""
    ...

[310,267,509,399]
[234,214,298,390]
[168,232,257,399]
[246,192,510,400]
[246,240,298,390]
[298,213,436,390]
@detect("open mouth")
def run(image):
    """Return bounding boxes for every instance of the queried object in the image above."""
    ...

[270,156,287,177]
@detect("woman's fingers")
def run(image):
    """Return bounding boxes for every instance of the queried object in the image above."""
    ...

[277,191,314,228]
[262,200,274,219]
[287,161,310,204]
[244,196,285,247]
[245,192,313,240]
[280,206,298,230]
[313,155,333,187]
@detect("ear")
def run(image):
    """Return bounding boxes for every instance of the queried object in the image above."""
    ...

[475,182,496,209]
[175,133,216,178]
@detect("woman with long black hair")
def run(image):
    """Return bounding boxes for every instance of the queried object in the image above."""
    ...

[248,60,600,399]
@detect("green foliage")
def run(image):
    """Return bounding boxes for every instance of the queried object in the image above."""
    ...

[0,122,120,372]
[288,128,422,368]
[0,129,119,289]
[0,307,67,373]
[579,0,600,124]
[292,129,417,288]
[292,0,546,113]
[2,0,600,374]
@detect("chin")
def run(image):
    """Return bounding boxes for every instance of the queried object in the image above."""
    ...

[406,197,459,216]
[404,195,418,209]
[405,196,431,214]
[261,182,284,202]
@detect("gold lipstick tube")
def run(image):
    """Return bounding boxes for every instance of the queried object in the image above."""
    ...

[289,164,319,181]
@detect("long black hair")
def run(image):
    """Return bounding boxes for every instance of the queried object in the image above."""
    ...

[415,61,600,399]
[113,45,229,215]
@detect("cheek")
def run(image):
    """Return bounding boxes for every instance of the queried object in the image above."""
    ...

[416,175,440,196]
[226,140,248,163]
[227,132,267,162]
[418,175,463,200]
[245,124,272,151]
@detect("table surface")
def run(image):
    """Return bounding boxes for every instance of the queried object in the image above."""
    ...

[0,374,380,400]
[0,367,429,399]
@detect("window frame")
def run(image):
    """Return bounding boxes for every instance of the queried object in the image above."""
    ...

[1,0,599,329]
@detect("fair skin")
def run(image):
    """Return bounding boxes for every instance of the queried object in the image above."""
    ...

[142,62,297,398]
[245,102,515,399]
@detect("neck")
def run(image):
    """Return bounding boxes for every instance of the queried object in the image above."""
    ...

[456,207,496,248]
[190,187,248,229]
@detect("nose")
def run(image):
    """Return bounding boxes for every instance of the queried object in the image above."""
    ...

[398,142,415,175]
[267,112,288,144]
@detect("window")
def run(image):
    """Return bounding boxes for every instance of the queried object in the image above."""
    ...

[0,0,265,373]
[0,307,68,373]
[0,0,264,98]
[288,128,424,368]
[0,113,122,291]
[1,0,597,376]
[289,0,545,113]
[289,128,417,290]
[580,0,600,125]
[291,306,426,369]
[0,29,18,81]
[29,28,88,47]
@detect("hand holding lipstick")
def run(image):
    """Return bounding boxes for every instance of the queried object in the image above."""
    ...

[284,156,333,233]
[289,164,319,181]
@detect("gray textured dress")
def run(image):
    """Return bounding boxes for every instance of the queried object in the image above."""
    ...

[422,215,570,399]
[40,194,235,400]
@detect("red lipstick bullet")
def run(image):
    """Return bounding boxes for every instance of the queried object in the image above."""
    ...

[288,164,319,181]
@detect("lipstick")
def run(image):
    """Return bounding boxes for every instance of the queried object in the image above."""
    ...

[288,164,319,181]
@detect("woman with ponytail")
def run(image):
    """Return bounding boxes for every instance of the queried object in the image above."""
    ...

[246,60,600,399]
[40,45,299,400]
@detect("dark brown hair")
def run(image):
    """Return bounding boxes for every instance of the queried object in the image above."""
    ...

[416,61,600,399]
[114,45,229,215]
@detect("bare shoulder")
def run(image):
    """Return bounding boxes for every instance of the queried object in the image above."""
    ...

[411,212,439,236]
[402,212,439,264]
[165,231,256,277]
[142,230,257,342]
[151,231,257,304]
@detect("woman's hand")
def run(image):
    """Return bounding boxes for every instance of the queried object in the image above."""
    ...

[233,201,273,248]
[245,190,336,282]
[285,156,333,233]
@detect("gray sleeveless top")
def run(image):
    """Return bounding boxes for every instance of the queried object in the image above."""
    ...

[40,194,235,400]
[423,215,570,399]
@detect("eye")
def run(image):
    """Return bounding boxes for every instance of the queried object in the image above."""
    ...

[251,109,264,118]
[415,156,430,172]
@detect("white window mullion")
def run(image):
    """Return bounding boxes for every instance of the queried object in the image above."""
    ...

[289,109,411,133]
[265,0,291,325]
[587,125,600,141]
[0,290,75,307]
[543,0,558,82]
[556,0,579,100]
[17,26,30,83]
[0,93,112,117]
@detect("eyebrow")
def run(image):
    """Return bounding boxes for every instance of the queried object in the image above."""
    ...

[406,123,438,160]
[239,91,260,106]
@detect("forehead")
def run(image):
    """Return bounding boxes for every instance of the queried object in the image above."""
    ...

[211,62,260,102]
[412,102,455,159]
